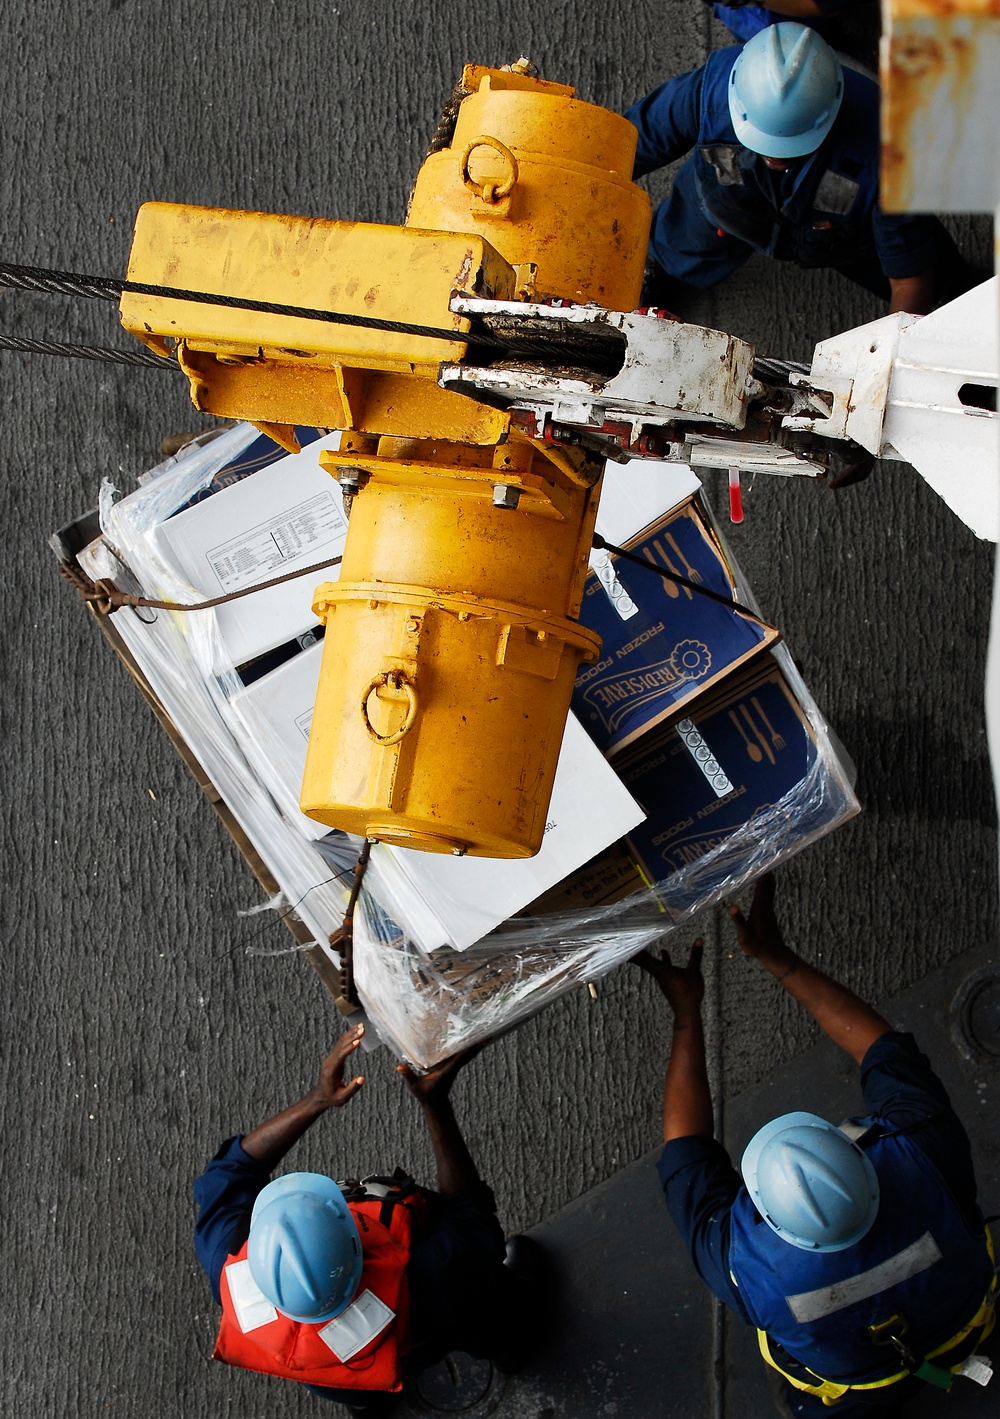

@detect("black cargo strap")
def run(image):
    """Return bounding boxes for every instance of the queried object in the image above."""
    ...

[337,1167,421,1227]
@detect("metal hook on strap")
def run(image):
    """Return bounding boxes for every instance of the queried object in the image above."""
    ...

[360,671,418,745]
[460,136,519,204]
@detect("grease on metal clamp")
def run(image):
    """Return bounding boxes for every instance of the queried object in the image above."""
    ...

[460,136,519,204]
[360,671,419,745]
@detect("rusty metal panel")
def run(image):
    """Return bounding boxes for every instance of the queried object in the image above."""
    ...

[881,0,1000,212]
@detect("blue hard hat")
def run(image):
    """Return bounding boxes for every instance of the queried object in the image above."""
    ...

[728,23,844,159]
[247,1172,363,1322]
[741,1112,880,1252]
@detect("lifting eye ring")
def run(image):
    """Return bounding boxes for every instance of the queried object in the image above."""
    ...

[460,136,519,204]
[360,671,418,745]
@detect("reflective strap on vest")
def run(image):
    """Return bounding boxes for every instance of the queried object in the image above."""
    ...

[757,1225,998,1401]
[786,1234,944,1324]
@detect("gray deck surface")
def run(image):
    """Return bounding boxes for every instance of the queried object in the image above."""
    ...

[0,2,995,1416]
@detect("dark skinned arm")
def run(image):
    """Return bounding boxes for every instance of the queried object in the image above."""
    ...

[711,0,828,12]
[889,269,934,315]
[397,1046,484,1196]
[634,940,714,1142]
[753,0,826,15]
[728,874,891,1064]
[241,1024,366,1170]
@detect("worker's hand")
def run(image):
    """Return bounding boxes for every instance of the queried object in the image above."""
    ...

[312,1024,366,1108]
[396,1043,483,1108]
[633,939,704,1015]
[728,874,793,969]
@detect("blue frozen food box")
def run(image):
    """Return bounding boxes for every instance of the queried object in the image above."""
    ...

[572,496,778,754]
[616,660,838,915]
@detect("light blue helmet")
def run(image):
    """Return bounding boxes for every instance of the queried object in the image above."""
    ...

[741,1112,880,1252]
[728,23,844,159]
[247,1172,363,1322]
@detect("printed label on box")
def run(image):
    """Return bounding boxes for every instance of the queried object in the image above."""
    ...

[572,501,777,755]
[578,641,713,739]
[676,718,733,797]
[593,551,639,621]
[206,491,346,592]
[620,670,819,910]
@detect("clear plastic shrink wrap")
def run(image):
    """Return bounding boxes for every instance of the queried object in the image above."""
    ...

[81,425,859,1070]
[352,654,858,1067]
[79,425,358,949]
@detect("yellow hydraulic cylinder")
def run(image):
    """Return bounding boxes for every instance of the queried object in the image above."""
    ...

[121,64,651,857]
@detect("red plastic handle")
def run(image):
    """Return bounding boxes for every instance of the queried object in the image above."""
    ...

[728,468,744,524]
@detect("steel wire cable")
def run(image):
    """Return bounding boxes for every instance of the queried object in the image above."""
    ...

[0,262,817,388]
[0,332,179,369]
[591,533,776,632]
[0,258,638,371]
[753,355,810,383]
[0,258,513,351]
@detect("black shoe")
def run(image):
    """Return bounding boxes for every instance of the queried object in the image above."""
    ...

[490,1235,551,1375]
[406,1352,501,1413]
[338,1396,397,1417]
[503,1234,546,1286]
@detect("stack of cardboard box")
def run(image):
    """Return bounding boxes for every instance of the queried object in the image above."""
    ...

[532,475,855,925]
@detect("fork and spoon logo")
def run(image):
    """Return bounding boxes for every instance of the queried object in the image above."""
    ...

[728,696,785,765]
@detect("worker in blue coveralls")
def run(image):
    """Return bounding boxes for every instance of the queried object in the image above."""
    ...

[706,0,871,46]
[194,1025,544,1414]
[634,874,997,1417]
[625,23,978,317]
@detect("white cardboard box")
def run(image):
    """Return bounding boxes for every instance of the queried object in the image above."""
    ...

[593,459,701,549]
[228,639,330,841]
[231,642,645,952]
[370,713,646,952]
[158,433,348,667]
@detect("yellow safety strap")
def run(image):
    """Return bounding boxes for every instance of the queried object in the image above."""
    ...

[757,1224,998,1405]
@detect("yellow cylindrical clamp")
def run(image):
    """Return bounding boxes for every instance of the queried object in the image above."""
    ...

[407,70,650,309]
[301,583,601,857]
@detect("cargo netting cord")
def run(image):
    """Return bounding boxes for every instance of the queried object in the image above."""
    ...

[60,551,343,615]
[329,839,373,1011]
[590,533,777,633]
[63,533,775,631]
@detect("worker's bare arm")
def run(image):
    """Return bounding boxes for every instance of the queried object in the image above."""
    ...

[889,269,934,315]
[729,875,891,1063]
[753,0,825,16]
[397,1046,484,1196]
[241,1024,366,1168]
[634,940,714,1142]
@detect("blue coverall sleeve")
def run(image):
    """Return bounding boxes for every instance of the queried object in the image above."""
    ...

[870,209,940,281]
[657,1136,751,1321]
[625,68,705,179]
[406,1182,510,1361]
[193,1134,272,1303]
[860,1031,981,1228]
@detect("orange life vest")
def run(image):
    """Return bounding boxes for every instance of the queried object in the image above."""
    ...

[214,1195,415,1391]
